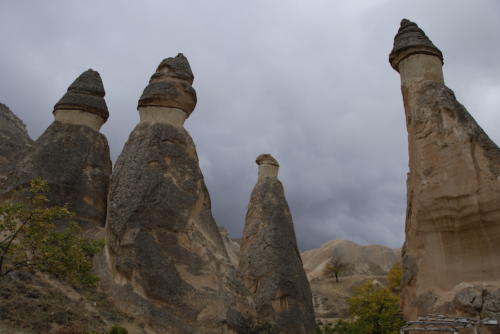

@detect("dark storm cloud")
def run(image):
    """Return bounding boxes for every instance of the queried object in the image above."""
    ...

[1,0,499,250]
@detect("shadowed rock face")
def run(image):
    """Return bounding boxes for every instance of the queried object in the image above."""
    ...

[239,154,316,334]
[0,103,33,180]
[103,55,252,334]
[390,19,500,320]
[0,71,111,232]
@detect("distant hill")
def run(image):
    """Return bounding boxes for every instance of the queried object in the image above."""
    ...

[301,240,401,323]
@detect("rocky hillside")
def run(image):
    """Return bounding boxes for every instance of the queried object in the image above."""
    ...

[301,240,400,324]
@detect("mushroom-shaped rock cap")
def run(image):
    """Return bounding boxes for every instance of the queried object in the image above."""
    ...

[389,19,443,71]
[53,69,109,121]
[256,154,280,167]
[138,53,197,116]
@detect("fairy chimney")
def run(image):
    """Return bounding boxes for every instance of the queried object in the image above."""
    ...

[103,54,250,334]
[239,154,316,333]
[390,19,500,320]
[0,70,112,232]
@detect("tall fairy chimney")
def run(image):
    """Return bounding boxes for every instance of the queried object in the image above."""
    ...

[390,19,500,321]
[239,154,316,334]
[103,54,250,333]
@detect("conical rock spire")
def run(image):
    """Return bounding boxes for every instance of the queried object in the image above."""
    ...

[389,19,443,71]
[138,53,197,116]
[389,18,500,321]
[54,69,109,122]
[239,154,316,333]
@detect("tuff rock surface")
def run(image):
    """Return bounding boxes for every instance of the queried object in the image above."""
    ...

[102,55,253,334]
[0,103,33,181]
[239,154,316,333]
[0,70,111,233]
[391,19,500,320]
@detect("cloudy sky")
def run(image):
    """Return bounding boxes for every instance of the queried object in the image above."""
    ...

[1,1,499,250]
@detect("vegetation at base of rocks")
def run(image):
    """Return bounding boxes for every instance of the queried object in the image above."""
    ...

[387,262,402,294]
[0,178,103,287]
[318,262,405,334]
[107,325,128,334]
[323,254,350,283]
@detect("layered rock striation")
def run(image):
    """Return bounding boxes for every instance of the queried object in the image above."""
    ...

[239,154,316,333]
[390,19,500,319]
[103,54,251,334]
[0,70,112,232]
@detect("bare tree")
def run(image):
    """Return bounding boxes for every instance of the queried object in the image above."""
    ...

[323,254,349,283]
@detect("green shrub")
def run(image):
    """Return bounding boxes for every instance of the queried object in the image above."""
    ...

[108,325,128,334]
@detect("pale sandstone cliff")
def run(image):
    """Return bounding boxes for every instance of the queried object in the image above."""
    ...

[0,70,112,233]
[239,154,316,334]
[390,19,500,320]
[302,240,400,323]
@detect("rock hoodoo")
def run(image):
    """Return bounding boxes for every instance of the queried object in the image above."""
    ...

[0,70,112,232]
[239,154,316,333]
[0,103,33,181]
[390,19,500,320]
[103,54,250,334]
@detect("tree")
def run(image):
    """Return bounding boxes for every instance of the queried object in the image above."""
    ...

[344,281,405,334]
[387,262,402,294]
[0,178,103,286]
[324,254,349,283]
[328,258,405,334]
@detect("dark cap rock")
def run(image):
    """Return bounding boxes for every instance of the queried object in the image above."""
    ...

[256,153,279,167]
[389,19,443,71]
[53,69,109,122]
[138,53,197,116]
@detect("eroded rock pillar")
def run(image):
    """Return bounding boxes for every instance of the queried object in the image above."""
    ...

[0,70,112,233]
[103,54,248,333]
[390,19,500,320]
[239,154,316,334]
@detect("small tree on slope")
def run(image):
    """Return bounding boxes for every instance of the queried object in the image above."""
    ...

[324,254,350,283]
[0,178,103,287]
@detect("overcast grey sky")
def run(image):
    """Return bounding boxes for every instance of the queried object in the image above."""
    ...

[1,1,499,250]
